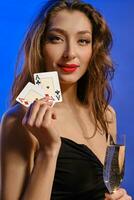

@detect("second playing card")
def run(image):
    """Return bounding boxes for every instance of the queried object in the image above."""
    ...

[16,82,45,107]
[34,71,62,102]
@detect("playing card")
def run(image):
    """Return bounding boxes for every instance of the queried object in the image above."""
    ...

[16,82,45,107]
[34,71,62,102]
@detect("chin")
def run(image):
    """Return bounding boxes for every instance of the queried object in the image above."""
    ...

[58,74,81,85]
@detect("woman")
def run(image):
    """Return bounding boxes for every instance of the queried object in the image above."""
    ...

[0,0,132,199]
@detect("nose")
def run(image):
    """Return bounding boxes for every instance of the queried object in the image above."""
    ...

[63,41,76,60]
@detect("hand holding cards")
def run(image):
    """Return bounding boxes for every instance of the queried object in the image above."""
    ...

[16,71,62,107]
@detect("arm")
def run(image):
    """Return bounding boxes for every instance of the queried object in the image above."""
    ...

[1,112,30,200]
[1,100,61,200]
[22,150,58,200]
[22,99,61,200]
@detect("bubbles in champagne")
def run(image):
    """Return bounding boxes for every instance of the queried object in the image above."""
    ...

[103,145,125,193]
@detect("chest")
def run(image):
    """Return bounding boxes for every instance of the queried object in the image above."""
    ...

[52,137,107,198]
[53,107,107,165]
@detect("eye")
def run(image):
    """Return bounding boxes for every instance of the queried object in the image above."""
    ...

[46,34,63,44]
[78,39,91,46]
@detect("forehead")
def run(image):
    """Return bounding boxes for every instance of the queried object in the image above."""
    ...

[48,9,92,32]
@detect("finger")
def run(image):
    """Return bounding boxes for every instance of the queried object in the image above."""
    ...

[127,196,132,200]
[27,101,40,126]
[22,102,34,125]
[23,100,45,127]
[105,188,126,199]
[41,95,54,102]
[34,104,49,127]
[104,194,131,200]
[118,195,132,200]
[42,107,54,129]
[40,97,49,103]
[104,194,112,200]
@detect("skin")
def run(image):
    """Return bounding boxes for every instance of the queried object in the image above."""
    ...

[0,9,131,200]
[43,9,92,85]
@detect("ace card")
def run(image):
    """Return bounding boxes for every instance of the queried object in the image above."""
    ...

[16,82,45,107]
[34,71,62,102]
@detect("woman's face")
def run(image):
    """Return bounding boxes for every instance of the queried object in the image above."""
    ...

[43,9,92,84]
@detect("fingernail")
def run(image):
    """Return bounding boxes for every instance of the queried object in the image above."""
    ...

[42,97,48,102]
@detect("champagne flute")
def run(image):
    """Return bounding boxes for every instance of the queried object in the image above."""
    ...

[103,134,126,193]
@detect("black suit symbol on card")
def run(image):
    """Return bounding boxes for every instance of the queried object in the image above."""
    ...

[35,75,41,85]
[34,72,62,103]
[55,90,60,101]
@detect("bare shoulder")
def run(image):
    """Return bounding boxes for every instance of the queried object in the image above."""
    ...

[1,104,24,139]
[0,104,38,199]
[1,103,26,140]
[1,103,25,127]
[106,105,116,123]
[1,103,38,158]
[2,102,26,119]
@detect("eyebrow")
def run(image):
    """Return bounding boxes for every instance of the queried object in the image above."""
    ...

[47,28,92,35]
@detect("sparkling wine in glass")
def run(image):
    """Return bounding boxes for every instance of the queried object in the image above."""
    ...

[103,134,126,193]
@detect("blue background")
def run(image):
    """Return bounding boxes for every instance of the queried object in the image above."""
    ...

[0,0,133,197]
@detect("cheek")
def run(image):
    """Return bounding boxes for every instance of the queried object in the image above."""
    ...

[81,48,92,65]
[43,45,62,63]
[43,45,63,71]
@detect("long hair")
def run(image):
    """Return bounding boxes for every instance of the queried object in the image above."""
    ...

[11,0,115,136]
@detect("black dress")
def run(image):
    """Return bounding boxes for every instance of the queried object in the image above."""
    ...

[51,137,108,200]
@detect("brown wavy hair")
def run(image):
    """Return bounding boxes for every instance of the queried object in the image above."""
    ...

[11,0,115,137]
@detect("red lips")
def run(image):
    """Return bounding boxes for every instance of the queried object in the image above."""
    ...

[58,64,79,73]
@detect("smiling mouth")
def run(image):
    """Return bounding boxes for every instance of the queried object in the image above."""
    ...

[58,64,79,73]
[62,67,77,72]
